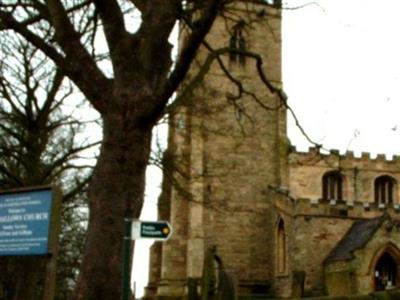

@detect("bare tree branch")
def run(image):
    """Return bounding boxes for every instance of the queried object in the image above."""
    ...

[92,0,126,55]
[157,0,222,108]
[0,11,66,66]
[46,0,112,111]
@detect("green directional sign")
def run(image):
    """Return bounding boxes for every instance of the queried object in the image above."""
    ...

[131,220,173,241]
[123,219,173,300]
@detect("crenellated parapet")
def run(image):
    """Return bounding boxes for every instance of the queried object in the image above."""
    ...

[288,146,400,209]
[276,196,400,219]
[289,146,400,169]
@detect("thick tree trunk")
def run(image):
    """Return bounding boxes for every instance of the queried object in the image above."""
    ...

[72,109,153,300]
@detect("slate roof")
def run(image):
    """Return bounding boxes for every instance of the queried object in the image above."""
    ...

[324,216,386,264]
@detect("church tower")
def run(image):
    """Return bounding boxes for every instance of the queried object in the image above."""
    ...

[146,1,288,297]
[145,1,400,298]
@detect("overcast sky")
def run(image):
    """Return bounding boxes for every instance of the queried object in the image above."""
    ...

[133,1,400,296]
[285,0,400,156]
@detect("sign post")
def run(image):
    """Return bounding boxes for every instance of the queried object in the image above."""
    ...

[43,186,61,300]
[0,186,61,300]
[0,187,58,255]
[121,219,173,300]
[132,220,173,241]
[122,218,132,300]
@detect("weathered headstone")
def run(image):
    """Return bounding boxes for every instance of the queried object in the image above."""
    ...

[291,270,306,298]
[201,246,218,300]
[188,277,199,300]
[216,269,237,300]
[201,246,237,300]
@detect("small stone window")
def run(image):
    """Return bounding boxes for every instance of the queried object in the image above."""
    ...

[322,171,343,201]
[229,22,246,66]
[375,175,396,205]
[276,218,287,274]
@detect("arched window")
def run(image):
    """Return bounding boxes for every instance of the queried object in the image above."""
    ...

[322,171,343,201]
[229,22,246,66]
[375,176,396,205]
[276,218,286,274]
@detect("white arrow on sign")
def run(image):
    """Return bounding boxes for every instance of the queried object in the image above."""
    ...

[131,220,173,241]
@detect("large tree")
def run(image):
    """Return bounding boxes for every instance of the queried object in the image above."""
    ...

[0,1,284,298]
[0,35,96,299]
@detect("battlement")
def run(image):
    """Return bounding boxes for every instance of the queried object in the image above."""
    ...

[276,196,400,219]
[289,146,400,165]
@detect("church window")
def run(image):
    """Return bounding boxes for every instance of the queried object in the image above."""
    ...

[375,176,396,205]
[229,22,246,66]
[322,171,343,201]
[276,218,287,274]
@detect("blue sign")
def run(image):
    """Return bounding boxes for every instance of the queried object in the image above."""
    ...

[0,189,53,256]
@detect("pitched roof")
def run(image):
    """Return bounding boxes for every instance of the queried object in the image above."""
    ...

[324,216,385,264]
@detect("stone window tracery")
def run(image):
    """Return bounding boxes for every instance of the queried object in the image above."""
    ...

[229,22,247,66]
[322,171,343,201]
[375,175,396,205]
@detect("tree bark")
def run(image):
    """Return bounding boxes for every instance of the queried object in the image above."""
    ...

[72,107,153,300]
[0,2,223,298]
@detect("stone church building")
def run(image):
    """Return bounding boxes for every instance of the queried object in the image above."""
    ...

[145,1,400,298]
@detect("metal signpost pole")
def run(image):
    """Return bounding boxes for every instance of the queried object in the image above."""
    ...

[122,218,132,300]
[122,219,172,300]
[0,186,61,300]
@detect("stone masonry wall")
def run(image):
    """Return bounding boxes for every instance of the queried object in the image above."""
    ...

[324,216,400,296]
[352,217,400,294]
[198,2,284,291]
[291,215,354,295]
[149,1,400,298]
[276,146,400,297]
[154,2,286,297]
[289,147,400,204]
